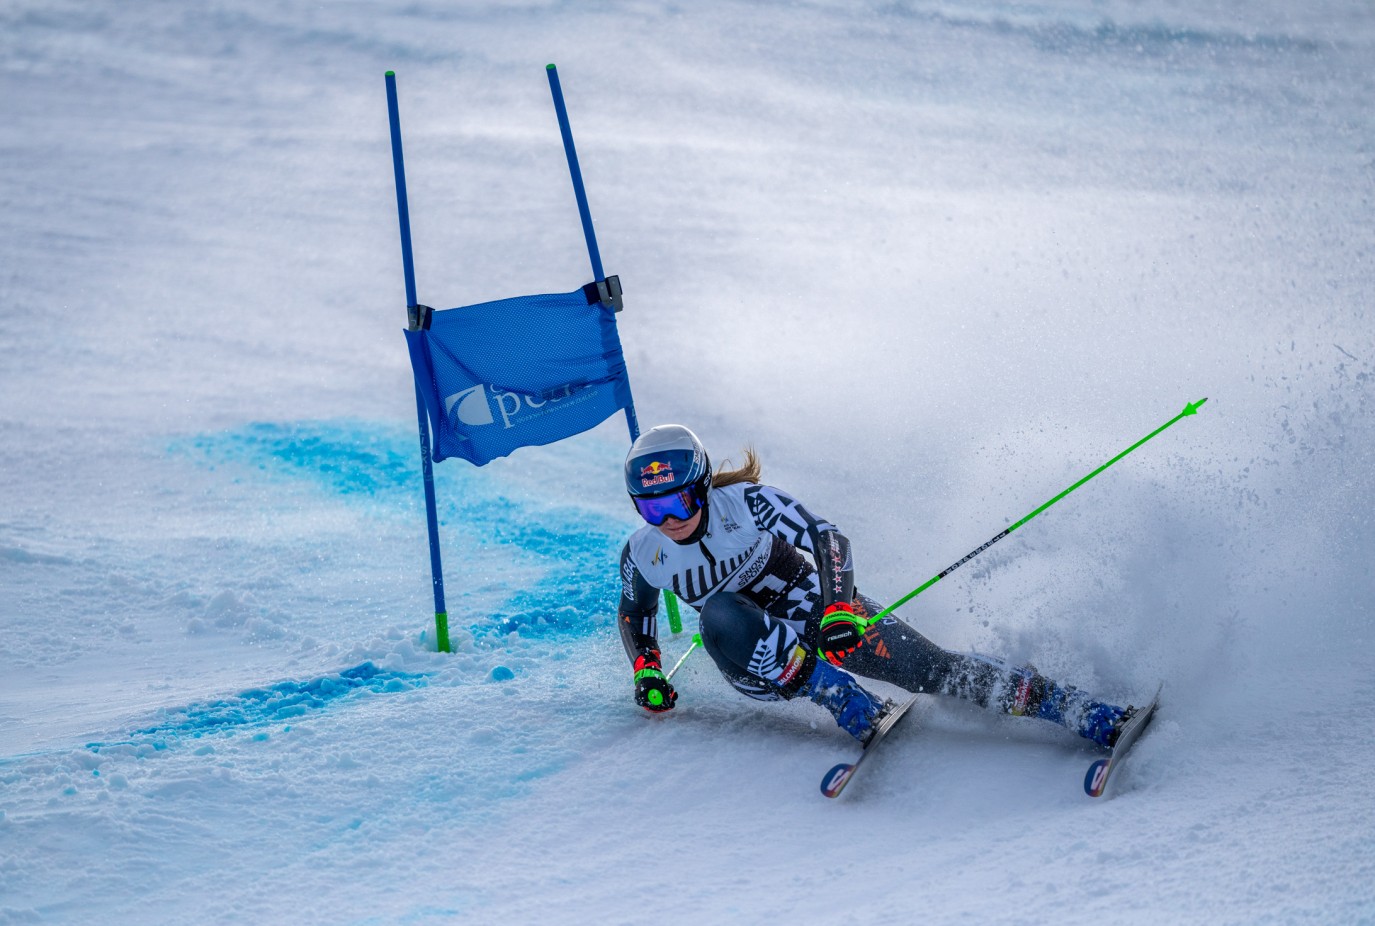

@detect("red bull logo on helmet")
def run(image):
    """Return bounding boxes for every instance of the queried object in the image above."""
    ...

[639,460,675,489]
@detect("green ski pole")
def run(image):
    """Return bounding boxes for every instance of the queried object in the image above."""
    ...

[666,633,702,682]
[862,398,1207,627]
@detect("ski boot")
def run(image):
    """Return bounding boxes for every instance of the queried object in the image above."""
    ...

[1080,702,1137,749]
[800,658,888,744]
[1003,664,1134,749]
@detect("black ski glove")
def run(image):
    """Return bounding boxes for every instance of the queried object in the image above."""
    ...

[633,651,677,713]
[818,602,864,664]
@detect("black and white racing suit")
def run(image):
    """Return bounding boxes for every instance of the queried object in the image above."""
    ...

[617,482,1071,719]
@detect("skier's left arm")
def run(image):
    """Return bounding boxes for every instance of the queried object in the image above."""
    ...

[746,486,863,663]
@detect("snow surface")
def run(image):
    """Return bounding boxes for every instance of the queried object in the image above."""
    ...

[2,1,1373,923]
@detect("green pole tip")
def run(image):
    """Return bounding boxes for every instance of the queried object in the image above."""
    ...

[1182,397,1209,416]
[546,63,556,70]
[692,633,703,645]
[647,689,664,706]
[385,70,395,77]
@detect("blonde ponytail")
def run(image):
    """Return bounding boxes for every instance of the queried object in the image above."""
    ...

[712,447,761,488]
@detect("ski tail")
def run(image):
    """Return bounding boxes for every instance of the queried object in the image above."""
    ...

[821,763,857,798]
[1085,758,1111,797]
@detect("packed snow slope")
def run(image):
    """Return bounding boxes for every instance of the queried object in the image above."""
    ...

[2,1,1373,924]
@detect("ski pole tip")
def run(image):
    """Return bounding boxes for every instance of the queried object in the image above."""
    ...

[1183,397,1208,416]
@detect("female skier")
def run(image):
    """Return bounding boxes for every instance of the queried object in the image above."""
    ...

[617,424,1135,747]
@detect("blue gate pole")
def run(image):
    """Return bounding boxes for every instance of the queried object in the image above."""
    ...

[545,63,642,444]
[545,65,679,632]
[546,63,605,281]
[385,70,451,653]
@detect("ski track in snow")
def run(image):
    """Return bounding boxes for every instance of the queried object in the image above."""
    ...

[2,0,1374,923]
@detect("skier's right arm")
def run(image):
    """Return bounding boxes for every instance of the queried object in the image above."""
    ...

[617,542,677,713]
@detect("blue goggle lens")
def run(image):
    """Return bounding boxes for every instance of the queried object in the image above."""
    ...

[632,486,704,526]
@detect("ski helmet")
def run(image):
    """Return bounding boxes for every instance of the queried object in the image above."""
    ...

[625,424,712,526]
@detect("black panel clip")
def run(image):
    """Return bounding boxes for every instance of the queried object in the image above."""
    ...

[407,304,434,331]
[583,275,624,312]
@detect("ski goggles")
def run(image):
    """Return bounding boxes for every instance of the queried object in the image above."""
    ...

[631,483,707,526]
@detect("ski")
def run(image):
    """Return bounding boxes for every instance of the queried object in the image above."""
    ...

[820,692,922,799]
[1084,684,1163,798]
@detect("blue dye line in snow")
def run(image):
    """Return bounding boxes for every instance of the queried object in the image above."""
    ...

[168,420,419,499]
[86,662,427,751]
[477,504,626,640]
[171,420,639,643]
